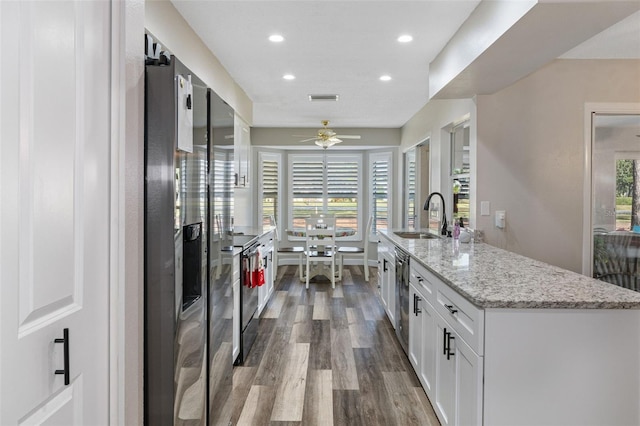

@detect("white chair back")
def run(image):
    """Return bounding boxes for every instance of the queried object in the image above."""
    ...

[304,216,337,289]
[305,216,336,249]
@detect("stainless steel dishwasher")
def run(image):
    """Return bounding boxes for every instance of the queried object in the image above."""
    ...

[395,247,410,354]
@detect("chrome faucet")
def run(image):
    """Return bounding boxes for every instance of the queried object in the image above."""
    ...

[423,192,448,236]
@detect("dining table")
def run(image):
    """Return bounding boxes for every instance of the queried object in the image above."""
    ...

[285,227,356,281]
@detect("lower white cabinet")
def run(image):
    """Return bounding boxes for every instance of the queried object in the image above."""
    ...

[410,275,483,426]
[377,238,396,327]
[434,312,483,426]
[409,282,437,400]
[257,239,275,316]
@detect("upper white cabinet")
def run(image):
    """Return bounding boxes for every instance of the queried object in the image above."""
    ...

[234,113,251,188]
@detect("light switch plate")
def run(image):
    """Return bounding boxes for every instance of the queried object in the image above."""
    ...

[481,201,490,216]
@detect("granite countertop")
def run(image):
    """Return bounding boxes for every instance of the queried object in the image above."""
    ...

[380,229,640,309]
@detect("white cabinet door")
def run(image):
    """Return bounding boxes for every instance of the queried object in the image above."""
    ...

[234,114,250,188]
[379,254,389,311]
[455,333,483,426]
[420,299,437,401]
[434,313,483,426]
[384,252,396,327]
[435,315,457,425]
[0,1,111,424]
[408,283,423,369]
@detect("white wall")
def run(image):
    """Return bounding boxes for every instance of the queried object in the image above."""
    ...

[115,1,145,424]
[476,59,640,273]
[145,0,253,124]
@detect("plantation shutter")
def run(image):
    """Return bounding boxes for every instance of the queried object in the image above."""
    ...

[262,159,279,226]
[407,152,416,228]
[371,156,390,233]
[327,157,359,229]
[291,157,324,227]
[211,150,234,236]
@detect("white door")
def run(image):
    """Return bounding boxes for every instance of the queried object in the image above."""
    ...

[1,1,111,424]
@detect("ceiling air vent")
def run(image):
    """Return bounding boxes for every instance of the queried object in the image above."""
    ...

[308,94,339,102]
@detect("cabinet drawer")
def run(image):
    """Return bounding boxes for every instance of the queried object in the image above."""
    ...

[410,261,436,305]
[434,281,484,355]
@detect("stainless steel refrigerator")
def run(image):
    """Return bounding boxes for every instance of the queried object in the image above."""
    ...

[145,55,234,426]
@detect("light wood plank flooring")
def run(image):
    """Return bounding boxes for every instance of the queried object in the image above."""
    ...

[232,265,440,426]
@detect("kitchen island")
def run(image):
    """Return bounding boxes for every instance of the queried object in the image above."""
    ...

[379,229,640,426]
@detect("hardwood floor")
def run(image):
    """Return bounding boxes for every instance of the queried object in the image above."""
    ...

[232,266,440,426]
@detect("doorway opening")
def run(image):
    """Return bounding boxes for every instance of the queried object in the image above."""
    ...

[590,113,640,292]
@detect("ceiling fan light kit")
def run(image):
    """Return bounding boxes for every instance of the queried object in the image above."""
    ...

[295,120,362,149]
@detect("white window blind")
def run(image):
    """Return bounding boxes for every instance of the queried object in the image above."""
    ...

[289,153,361,236]
[327,158,359,229]
[259,152,281,230]
[405,149,416,228]
[370,152,392,234]
[291,157,324,227]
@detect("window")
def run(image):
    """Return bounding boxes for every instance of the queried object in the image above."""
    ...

[404,148,416,228]
[450,122,470,227]
[258,152,282,232]
[369,152,392,234]
[289,153,362,239]
[209,148,234,237]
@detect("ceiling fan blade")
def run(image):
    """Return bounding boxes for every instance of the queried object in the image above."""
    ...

[292,134,314,138]
[334,135,361,140]
[298,137,318,143]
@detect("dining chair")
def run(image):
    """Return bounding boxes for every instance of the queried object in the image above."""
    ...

[304,216,337,289]
[271,215,304,280]
[338,215,373,282]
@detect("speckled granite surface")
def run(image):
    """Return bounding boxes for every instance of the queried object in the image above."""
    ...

[380,229,640,309]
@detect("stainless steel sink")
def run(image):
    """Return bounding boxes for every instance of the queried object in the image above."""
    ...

[393,231,441,239]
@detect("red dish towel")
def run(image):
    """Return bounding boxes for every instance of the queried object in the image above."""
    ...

[252,248,265,287]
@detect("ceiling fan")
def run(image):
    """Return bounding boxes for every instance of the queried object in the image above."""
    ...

[295,120,361,149]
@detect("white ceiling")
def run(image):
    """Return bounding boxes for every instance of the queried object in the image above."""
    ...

[171,1,640,129]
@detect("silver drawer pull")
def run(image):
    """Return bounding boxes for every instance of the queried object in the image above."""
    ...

[445,304,458,315]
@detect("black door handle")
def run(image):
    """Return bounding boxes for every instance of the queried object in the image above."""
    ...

[447,333,456,360]
[413,293,421,316]
[443,328,456,360]
[443,327,448,355]
[54,328,70,385]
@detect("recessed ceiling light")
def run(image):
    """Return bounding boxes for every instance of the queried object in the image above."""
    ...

[397,35,413,43]
[380,75,392,81]
[269,34,284,42]
[283,74,295,80]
